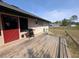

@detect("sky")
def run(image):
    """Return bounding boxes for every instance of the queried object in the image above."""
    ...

[4,0,79,22]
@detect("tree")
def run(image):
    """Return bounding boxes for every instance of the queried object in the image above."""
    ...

[54,21,62,24]
[70,15,78,21]
[69,15,78,27]
[69,15,78,24]
[61,18,69,26]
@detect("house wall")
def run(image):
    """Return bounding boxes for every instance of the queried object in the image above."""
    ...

[28,18,49,36]
[0,12,49,45]
[18,17,49,39]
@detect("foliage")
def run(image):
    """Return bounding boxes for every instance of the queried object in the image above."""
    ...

[70,15,78,21]
[61,18,69,26]
[69,15,78,25]
[54,21,62,24]
[53,15,78,27]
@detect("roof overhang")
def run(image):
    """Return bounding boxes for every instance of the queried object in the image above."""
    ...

[0,1,51,23]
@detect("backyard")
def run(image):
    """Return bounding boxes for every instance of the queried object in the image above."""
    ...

[49,27,79,58]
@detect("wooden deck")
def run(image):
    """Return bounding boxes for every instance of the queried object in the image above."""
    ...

[0,34,71,58]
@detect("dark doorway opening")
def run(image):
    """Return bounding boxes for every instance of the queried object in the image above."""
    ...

[1,14,18,30]
[19,17,28,32]
[1,14,19,43]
